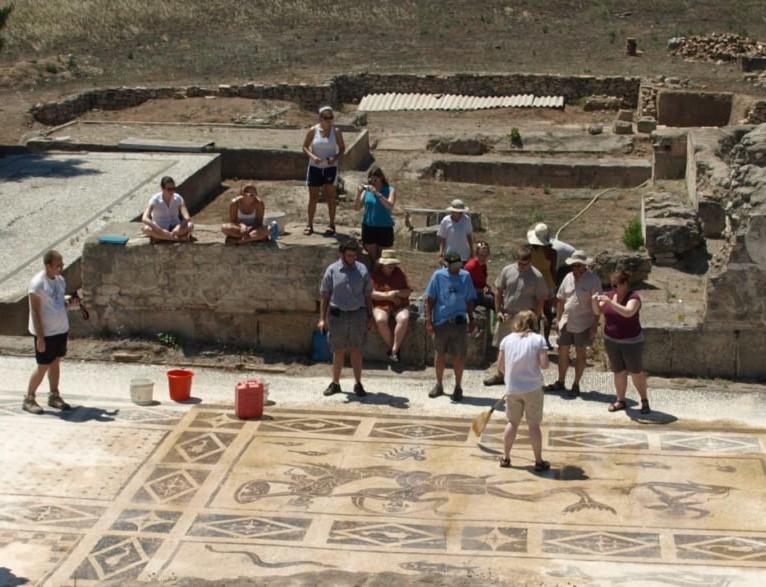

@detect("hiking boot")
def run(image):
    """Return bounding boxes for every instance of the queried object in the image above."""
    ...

[323,382,341,396]
[353,382,367,397]
[428,383,444,398]
[48,392,71,410]
[23,396,43,415]
[452,385,463,402]
[565,383,581,398]
[483,372,504,386]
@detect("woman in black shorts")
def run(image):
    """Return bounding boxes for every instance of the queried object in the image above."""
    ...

[353,166,397,262]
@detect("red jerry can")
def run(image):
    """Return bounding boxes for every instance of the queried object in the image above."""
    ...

[235,379,264,419]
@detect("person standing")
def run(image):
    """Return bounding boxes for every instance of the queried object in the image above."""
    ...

[141,176,194,242]
[424,251,477,401]
[303,106,345,237]
[354,166,396,262]
[546,250,602,397]
[593,271,650,414]
[318,239,373,397]
[527,223,558,349]
[463,241,494,311]
[437,199,474,264]
[483,246,548,386]
[23,250,76,414]
[497,310,550,472]
[371,250,412,363]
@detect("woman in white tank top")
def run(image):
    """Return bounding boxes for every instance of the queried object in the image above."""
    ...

[221,183,268,244]
[302,106,345,236]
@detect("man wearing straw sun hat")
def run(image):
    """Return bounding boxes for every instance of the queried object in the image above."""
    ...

[437,199,474,264]
[371,250,412,363]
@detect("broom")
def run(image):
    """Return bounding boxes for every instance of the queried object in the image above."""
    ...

[471,395,506,437]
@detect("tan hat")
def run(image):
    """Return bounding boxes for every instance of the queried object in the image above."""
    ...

[378,249,401,266]
[446,199,469,213]
[527,222,551,246]
[565,250,593,266]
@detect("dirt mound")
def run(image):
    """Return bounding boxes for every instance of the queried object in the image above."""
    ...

[668,32,766,62]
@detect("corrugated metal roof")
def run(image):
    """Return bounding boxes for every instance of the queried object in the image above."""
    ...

[357,93,565,112]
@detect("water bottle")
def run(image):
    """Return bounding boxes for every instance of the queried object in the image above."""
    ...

[269,221,279,241]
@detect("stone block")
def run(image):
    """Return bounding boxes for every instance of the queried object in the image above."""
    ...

[587,124,604,135]
[657,90,733,127]
[642,192,703,261]
[591,249,652,285]
[637,117,657,134]
[616,109,634,122]
[613,121,633,135]
[583,96,623,112]
[652,128,688,180]
[735,329,766,379]
[410,226,440,252]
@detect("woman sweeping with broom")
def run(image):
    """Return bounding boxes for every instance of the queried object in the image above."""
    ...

[497,310,550,472]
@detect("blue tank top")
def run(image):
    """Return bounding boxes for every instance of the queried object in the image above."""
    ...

[362,185,395,228]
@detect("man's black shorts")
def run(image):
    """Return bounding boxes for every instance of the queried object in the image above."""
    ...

[34,332,68,365]
[361,224,395,247]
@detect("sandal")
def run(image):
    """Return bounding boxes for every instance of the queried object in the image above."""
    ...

[499,457,511,468]
[303,226,314,236]
[534,460,551,472]
[640,399,651,415]
[323,224,336,237]
[608,400,626,412]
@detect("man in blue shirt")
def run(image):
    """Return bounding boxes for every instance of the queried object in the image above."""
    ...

[424,251,476,401]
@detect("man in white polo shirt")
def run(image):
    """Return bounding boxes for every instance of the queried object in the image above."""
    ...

[141,176,194,242]
[437,199,474,263]
[24,250,76,414]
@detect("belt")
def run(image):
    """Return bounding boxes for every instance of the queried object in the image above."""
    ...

[328,306,364,316]
[440,315,466,325]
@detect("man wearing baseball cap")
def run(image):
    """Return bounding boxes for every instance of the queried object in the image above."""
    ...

[424,251,477,401]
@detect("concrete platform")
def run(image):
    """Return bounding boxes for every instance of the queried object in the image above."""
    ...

[0,355,764,586]
[0,151,221,332]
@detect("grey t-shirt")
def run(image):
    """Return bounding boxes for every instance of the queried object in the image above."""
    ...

[556,270,602,333]
[551,239,575,270]
[494,263,548,315]
[319,259,372,311]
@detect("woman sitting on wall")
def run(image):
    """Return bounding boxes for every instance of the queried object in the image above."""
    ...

[221,184,268,244]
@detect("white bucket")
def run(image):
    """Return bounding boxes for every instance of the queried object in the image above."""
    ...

[130,378,155,405]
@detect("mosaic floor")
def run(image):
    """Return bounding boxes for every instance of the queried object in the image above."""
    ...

[1,394,765,586]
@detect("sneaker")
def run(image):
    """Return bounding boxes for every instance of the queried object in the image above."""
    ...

[23,396,43,415]
[428,383,444,398]
[565,383,581,398]
[483,372,504,386]
[544,380,566,392]
[388,350,400,363]
[452,385,463,402]
[323,382,341,396]
[353,382,367,397]
[48,393,71,410]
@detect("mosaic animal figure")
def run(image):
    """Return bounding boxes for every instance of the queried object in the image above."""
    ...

[616,480,732,519]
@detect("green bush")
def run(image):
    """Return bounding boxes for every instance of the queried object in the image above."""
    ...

[622,217,644,250]
[510,127,522,148]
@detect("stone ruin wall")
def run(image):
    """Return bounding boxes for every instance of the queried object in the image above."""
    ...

[30,73,642,126]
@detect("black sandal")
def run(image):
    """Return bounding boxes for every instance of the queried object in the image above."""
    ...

[323,224,336,237]
[303,226,314,236]
[608,400,626,412]
[640,399,651,414]
[499,457,511,468]
[534,460,550,472]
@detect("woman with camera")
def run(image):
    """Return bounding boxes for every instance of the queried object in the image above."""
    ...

[353,166,397,263]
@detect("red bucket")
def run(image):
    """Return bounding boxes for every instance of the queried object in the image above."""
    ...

[167,369,193,402]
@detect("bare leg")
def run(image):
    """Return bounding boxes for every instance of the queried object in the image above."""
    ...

[614,370,628,402]
[373,309,393,349]
[503,421,518,460]
[324,184,337,227]
[349,349,363,383]
[47,358,61,393]
[528,423,543,463]
[142,224,174,241]
[453,355,465,387]
[434,352,446,386]
[307,186,320,229]
[247,226,269,242]
[331,350,345,384]
[392,309,410,353]
[629,371,648,400]
[222,223,246,239]
[365,243,381,262]
[171,222,194,241]
[573,346,587,385]
[27,364,49,398]
[557,345,570,384]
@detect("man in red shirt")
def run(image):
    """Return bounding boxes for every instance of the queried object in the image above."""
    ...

[463,241,494,311]
[371,250,412,363]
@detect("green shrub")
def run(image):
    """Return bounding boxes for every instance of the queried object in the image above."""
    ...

[510,127,522,148]
[622,217,644,250]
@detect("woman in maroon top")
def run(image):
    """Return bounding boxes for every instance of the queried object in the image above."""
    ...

[463,241,494,311]
[593,271,650,414]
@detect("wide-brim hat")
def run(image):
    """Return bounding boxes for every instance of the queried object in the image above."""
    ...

[565,250,593,266]
[446,199,469,213]
[527,222,551,246]
[378,249,401,266]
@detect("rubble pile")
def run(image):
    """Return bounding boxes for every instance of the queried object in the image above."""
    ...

[667,33,766,62]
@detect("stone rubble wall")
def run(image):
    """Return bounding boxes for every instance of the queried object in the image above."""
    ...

[31,73,642,126]
[745,100,766,125]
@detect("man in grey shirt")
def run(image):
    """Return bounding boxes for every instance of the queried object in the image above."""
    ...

[484,246,549,386]
[318,239,373,397]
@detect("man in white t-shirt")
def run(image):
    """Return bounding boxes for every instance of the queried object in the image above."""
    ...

[141,176,194,242]
[437,199,474,263]
[24,250,77,414]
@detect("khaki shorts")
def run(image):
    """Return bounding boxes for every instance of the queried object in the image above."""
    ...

[557,325,592,348]
[327,308,368,352]
[492,316,514,347]
[433,322,468,357]
[505,388,544,426]
[605,338,644,374]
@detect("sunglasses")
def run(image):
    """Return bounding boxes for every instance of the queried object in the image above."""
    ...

[321,115,334,120]
[163,186,176,191]
[518,261,530,267]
